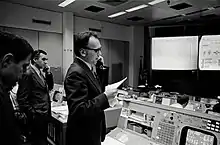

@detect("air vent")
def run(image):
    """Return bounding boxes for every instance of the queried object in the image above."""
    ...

[170,3,192,10]
[84,5,105,13]
[127,16,144,21]
[98,0,128,6]
[32,19,51,25]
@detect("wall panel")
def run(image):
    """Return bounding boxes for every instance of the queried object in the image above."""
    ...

[39,32,63,84]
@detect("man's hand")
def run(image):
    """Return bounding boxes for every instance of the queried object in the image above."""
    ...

[104,88,118,100]
[43,64,51,74]
[98,56,105,65]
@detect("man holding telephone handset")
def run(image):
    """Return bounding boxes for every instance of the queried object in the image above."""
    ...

[17,49,54,145]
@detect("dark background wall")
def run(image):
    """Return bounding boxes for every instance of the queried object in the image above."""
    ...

[144,19,220,98]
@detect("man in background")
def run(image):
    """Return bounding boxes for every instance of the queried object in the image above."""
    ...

[17,49,54,145]
[0,31,33,145]
[64,31,118,145]
[170,95,189,109]
[212,96,220,113]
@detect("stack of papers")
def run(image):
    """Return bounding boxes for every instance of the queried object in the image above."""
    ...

[52,105,68,116]
[105,77,127,107]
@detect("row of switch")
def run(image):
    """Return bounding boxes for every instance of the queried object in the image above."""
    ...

[206,120,220,133]
[206,126,220,133]
[207,120,220,125]
[207,123,219,128]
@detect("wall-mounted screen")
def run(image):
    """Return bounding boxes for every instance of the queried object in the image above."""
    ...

[199,35,220,70]
[152,36,198,70]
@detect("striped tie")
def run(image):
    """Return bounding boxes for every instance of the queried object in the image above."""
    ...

[39,71,45,84]
[91,65,97,79]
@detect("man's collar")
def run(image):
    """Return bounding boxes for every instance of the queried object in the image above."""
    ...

[76,56,92,70]
[30,64,41,76]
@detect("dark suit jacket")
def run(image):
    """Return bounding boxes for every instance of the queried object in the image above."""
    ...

[64,58,110,145]
[0,83,21,145]
[17,65,54,116]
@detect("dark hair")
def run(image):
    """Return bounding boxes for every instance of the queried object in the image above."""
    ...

[53,90,61,102]
[74,31,98,57]
[177,95,189,105]
[0,31,34,63]
[31,49,47,64]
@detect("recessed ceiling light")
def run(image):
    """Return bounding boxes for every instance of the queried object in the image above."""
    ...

[58,0,76,7]
[108,11,126,18]
[125,4,148,12]
[148,0,166,5]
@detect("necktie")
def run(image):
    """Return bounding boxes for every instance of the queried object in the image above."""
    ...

[91,65,102,87]
[39,71,45,84]
[91,65,97,78]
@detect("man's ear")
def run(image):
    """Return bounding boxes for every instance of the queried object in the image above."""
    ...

[32,57,37,64]
[1,53,14,68]
[79,49,87,57]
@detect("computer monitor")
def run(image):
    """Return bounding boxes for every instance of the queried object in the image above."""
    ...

[180,126,217,145]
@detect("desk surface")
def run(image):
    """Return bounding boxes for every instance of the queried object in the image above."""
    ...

[51,102,122,124]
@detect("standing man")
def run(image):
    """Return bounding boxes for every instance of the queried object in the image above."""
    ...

[0,31,33,145]
[170,95,189,109]
[17,49,54,145]
[64,31,118,145]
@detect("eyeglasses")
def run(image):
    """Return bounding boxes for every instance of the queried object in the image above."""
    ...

[84,47,101,53]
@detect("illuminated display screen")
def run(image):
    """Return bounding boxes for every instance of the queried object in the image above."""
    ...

[186,129,214,145]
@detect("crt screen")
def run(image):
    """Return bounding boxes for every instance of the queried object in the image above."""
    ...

[186,129,214,145]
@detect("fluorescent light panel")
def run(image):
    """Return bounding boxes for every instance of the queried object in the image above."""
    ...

[125,4,148,12]
[58,0,76,7]
[208,7,215,10]
[108,11,126,18]
[148,0,166,5]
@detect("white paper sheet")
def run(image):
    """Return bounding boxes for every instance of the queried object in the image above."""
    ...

[51,105,68,115]
[105,77,127,107]
[105,77,127,91]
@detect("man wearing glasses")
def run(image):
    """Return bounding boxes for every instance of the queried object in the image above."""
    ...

[64,31,117,145]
